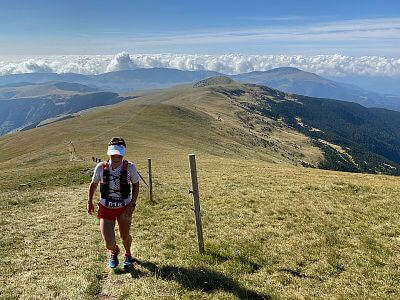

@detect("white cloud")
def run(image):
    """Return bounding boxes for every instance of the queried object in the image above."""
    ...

[22,59,53,73]
[0,58,53,74]
[105,52,137,72]
[1,52,400,77]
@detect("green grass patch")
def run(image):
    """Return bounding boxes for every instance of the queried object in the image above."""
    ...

[0,162,93,192]
[83,265,104,299]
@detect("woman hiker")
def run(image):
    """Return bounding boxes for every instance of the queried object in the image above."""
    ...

[87,137,140,269]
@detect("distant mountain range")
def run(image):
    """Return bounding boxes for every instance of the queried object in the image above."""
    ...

[0,68,221,93]
[1,67,399,111]
[0,81,99,100]
[232,67,400,111]
[1,67,400,136]
[327,75,400,96]
[0,82,122,135]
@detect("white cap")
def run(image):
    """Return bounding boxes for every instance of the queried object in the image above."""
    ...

[107,144,126,156]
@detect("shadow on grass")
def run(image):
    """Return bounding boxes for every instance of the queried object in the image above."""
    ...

[117,258,272,299]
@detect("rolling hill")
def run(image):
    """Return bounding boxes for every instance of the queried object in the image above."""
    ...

[193,77,400,175]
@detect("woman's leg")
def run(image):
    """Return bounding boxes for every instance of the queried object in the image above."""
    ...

[117,210,133,254]
[99,218,117,251]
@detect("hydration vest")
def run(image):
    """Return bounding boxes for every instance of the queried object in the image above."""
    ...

[100,160,131,199]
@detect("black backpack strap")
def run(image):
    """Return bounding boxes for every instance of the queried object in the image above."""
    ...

[100,161,110,199]
[120,160,131,198]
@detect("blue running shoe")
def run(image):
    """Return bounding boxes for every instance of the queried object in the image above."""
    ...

[123,254,133,269]
[109,246,120,269]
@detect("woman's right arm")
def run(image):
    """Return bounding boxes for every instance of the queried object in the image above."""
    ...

[87,182,98,214]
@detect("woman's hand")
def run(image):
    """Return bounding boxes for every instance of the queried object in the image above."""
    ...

[87,200,94,214]
[125,201,136,217]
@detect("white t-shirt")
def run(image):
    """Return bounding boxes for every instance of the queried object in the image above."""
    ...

[92,160,140,208]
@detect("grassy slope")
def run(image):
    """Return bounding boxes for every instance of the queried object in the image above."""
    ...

[1,85,400,299]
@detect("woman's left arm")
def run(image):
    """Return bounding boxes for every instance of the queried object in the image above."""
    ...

[130,182,139,209]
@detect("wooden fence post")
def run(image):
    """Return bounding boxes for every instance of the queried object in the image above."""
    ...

[188,154,205,254]
[148,158,153,202]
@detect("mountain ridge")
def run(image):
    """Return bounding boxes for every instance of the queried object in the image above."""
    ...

[1,67,399,112]
[2,77,400,176]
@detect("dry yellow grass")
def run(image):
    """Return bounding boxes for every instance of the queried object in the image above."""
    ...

[1,156,400,299]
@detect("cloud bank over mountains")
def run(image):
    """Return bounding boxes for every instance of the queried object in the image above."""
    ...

[1,52,400,78]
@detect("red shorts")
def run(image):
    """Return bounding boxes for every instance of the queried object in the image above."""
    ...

[97,203,128,220]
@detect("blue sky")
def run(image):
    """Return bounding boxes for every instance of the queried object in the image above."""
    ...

[0,0,399,57]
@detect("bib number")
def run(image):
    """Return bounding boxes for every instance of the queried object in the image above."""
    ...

[105,198,125,208]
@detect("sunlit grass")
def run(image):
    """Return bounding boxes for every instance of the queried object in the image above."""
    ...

[1,155,400,299]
